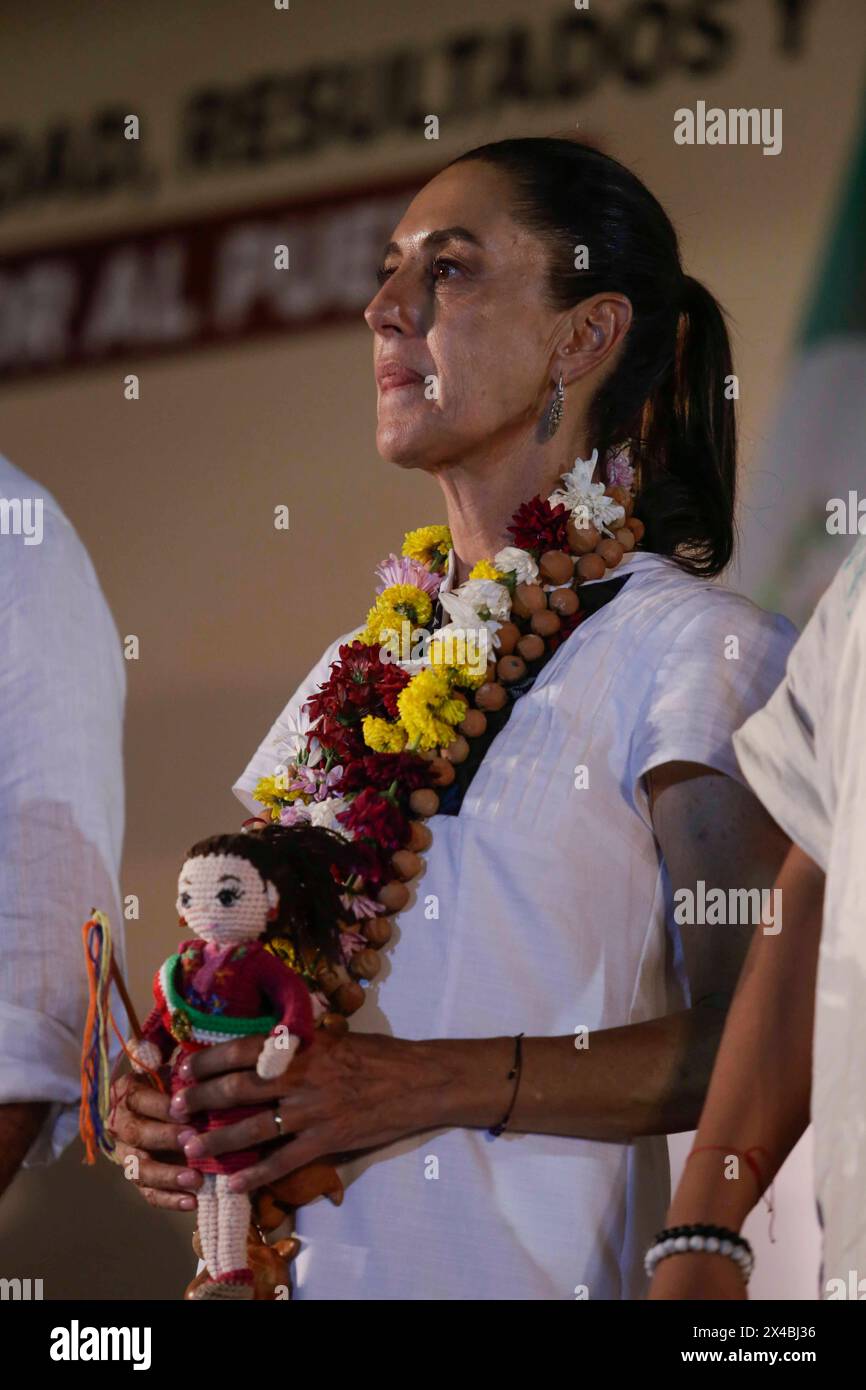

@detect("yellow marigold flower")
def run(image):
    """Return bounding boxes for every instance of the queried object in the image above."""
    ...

[361,585,433,646]
[397,668,466,750]
[429,645,488,690]
[401,524,452,569]
[362,714,408,753]
[380,584,434,626]
[469,558,505,582]
[361,608,406,647]
[253,774,288,810]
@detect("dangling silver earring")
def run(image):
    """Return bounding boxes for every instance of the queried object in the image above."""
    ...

[546,374,564,438]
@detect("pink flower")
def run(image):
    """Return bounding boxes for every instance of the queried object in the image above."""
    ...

[339,889,383,921]
[606,447,635,491]
[294,763,344,801]
[339,928,367,964]
[375,553,443,598]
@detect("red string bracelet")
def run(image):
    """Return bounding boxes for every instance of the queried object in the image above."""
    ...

[686,1145,776,1242]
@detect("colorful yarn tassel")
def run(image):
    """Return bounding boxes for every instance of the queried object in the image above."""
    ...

[79,911,163,1164]
[79,912,118,1164]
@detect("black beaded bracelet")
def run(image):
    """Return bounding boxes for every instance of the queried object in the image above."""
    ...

[488,1033,524,1136]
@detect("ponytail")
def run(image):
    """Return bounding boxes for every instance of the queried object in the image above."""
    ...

[637,274,737,576]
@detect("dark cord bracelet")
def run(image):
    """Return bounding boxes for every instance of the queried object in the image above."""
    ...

[488,1033,524,1136]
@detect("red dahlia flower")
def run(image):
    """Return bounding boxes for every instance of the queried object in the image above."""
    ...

[337,787,410,852]
[340,752,430,797]
[507,497,571,554]
[341,836,392,889]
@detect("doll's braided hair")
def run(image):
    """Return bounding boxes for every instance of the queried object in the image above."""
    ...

[185,823,356,965]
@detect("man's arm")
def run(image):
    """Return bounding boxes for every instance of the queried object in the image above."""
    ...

[647,840,824,1297]
[0,1103,50,1199]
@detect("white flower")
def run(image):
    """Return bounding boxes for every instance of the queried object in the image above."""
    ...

[450,575,511,619]
[307,796,351,836]
[493,546,539,585]
[441,578,511,625]
[439,596,501,642]
[275,731,323,771]
[548,448,625,535]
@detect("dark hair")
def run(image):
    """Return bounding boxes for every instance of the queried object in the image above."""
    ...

[446,138,736,576]
[186,823,355,964]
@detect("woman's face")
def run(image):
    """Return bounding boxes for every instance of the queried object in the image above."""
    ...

[365,161,564,468]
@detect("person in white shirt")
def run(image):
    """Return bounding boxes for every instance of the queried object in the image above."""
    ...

[649,537,866,1300]
[0,454,126,1196]
[110,137,796,1298]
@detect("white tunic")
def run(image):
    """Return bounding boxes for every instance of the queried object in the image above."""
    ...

[732,538,866,1296]
[234,546,795,1299]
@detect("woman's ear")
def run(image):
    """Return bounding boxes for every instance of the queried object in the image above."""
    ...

[555,293,633,387]
[266,881,280,920]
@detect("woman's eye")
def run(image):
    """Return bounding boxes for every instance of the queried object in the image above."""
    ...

[429,257,461,284]
[217,889,240,908]
[375,257,463,289]
[179,892,191,908]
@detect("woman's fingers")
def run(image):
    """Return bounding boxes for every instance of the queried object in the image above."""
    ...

[178,1036,262,1082]
[170,1065,282,1119]
[109,1073,205,1209]
[124,1077,176,1121]
[137,1186,198,1213]
[180,1108,285,1163]
[111,1071,174,1123]
[110,1075,188,1154]
[225,1133,326,1194]
[112,1138,202,1209]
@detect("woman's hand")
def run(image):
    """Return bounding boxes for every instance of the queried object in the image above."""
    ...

[108,1071,203,1211]
[648,1251,748,1300]
[169,1031,453,1193]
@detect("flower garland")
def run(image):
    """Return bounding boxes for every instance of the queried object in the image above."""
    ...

[250,449,644,1032]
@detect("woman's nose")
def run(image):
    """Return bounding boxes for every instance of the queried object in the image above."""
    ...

[364,271,422,337]
[365,293,404,336]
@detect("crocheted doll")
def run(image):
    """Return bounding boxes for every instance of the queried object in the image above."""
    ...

[127,823,355,1301]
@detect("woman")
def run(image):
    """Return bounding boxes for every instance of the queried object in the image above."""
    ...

[110,137,795,1300]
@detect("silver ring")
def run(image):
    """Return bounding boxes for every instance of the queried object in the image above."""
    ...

[273,1105,284,1135]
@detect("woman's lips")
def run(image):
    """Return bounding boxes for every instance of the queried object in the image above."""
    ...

[377,365,425,391]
